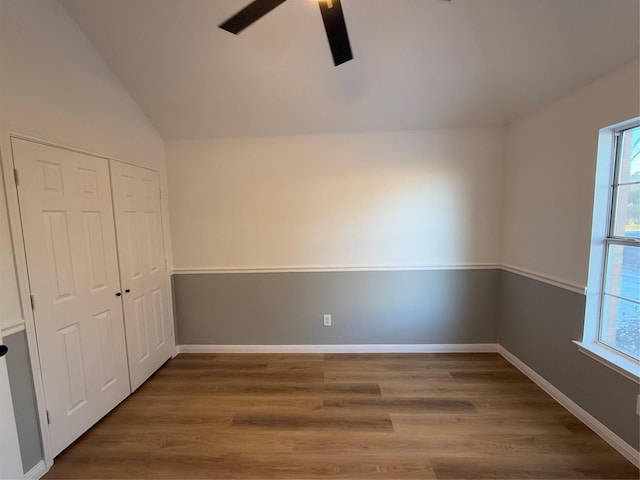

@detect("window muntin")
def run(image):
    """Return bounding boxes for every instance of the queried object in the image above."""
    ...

[599,125,640,360]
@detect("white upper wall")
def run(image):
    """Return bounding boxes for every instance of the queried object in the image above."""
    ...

[0,0,166,327]
[0,0,164,168]
[502,59,640,288]
[0,184,21,326]
[168,129,505,270]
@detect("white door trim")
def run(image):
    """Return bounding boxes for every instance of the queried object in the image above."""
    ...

[0,128,54,469]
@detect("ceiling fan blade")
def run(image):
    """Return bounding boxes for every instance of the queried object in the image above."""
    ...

[219,0,288,34]
[318,0,353,66]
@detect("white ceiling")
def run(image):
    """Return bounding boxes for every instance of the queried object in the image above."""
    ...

[60,0,639,140]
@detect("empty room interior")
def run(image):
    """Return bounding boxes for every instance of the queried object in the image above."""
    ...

[1,0,640,478]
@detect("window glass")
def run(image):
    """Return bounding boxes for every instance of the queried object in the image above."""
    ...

[600,293,639,358]
[612,126,640,238]
[604,244,640,300]
[599,125,640,361]
[615,126,640,185]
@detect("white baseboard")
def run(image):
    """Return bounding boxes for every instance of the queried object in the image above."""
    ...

[177,343,498,354]
[23,460,46,480]
[497,345,640,468]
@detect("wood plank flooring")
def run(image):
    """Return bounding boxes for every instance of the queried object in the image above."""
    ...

[44,353,639,479]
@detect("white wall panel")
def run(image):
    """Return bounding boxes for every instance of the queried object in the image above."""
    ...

[0,0,164,169]
[502,60,639,287]
[0,181,21,327]
[167,128,505,270]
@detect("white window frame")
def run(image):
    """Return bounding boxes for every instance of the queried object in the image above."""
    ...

[576,118,640,384]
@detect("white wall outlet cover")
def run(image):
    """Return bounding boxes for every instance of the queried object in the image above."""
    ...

[323,314,332,326]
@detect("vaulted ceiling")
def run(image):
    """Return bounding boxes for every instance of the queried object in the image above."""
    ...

[60,0,639,140]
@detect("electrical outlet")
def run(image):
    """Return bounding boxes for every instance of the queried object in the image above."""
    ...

[323,314,332,327]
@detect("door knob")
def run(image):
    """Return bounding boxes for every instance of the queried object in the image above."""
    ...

[0,345,8,357]
[115,292,122,297]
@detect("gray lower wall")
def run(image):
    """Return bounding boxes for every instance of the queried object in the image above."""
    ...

[5,330,43,473]
[173,269,500,345]
[498,270,640,451]
[173,268,639,452]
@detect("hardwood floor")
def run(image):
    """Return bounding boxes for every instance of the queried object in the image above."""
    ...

[44,353,639,479]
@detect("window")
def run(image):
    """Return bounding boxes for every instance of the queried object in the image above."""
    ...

[600,125,640,360]
[578,119,640,382]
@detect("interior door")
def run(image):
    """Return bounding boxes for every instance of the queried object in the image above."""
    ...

[13,139,130,457]
[110,161,173,391]
[0,336,23,479]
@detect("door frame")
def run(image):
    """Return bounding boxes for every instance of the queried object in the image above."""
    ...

[0,126,176,472]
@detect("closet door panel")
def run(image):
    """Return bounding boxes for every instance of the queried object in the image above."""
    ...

[12,139,130,457]
[110,161,172,391]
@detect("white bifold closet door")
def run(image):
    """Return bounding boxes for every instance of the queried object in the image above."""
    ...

[110,162,173,391]
[13,139,130,457]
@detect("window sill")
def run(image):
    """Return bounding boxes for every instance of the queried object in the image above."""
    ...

[574,341,639,384]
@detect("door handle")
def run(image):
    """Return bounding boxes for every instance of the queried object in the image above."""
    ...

[125,289,131,293]
[0,345,8,357]
[115,292,122,297]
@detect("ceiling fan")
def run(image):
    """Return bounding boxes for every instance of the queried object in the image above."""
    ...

[219,0,353,66]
